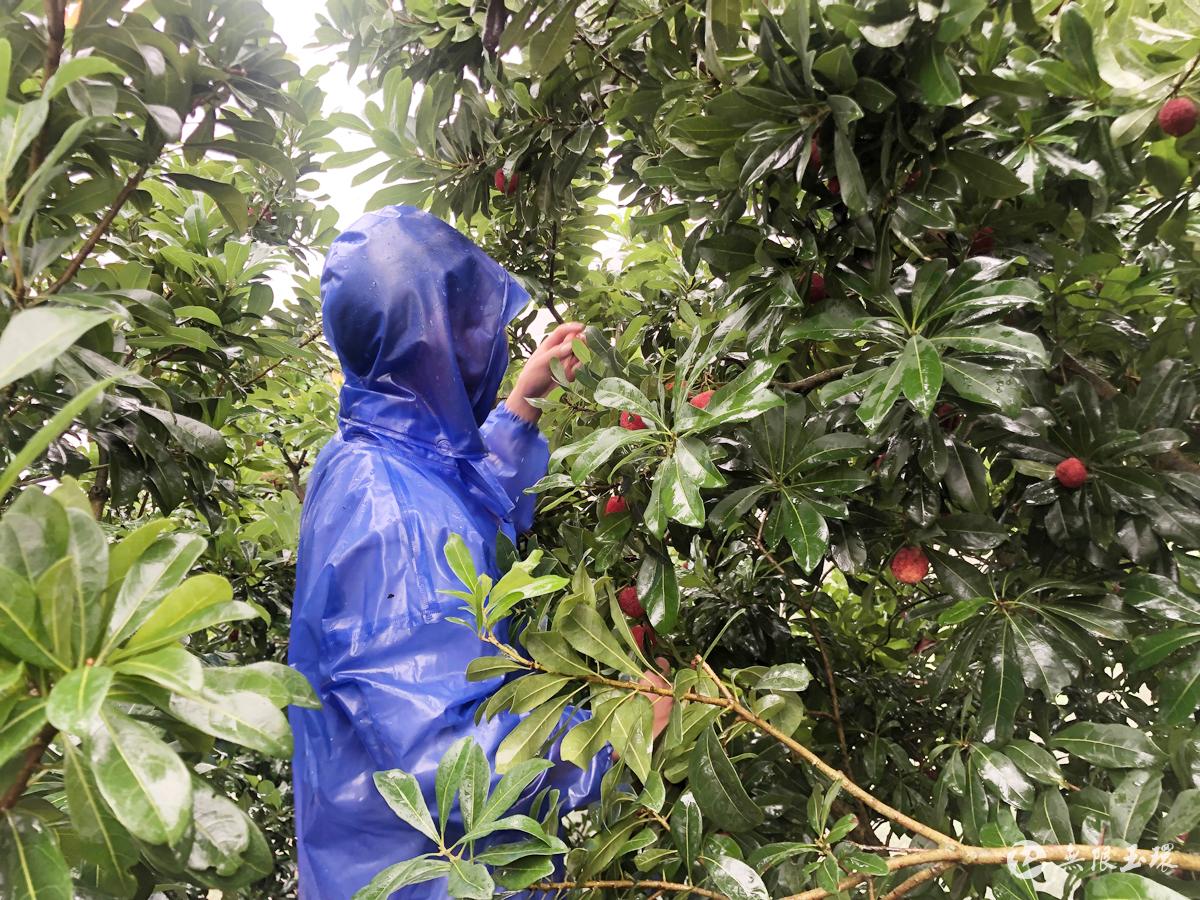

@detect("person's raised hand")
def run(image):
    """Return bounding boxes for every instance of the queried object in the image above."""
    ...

[505,321,586,423]
[644,657,673,741]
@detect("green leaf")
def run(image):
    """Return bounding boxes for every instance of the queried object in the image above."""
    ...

[477,757,554,826]
[916,43,961,105]
[979,628,1021,744]
[373,768,440,843]
[0,809,71,900]
[899,335,943,416]
[0,567,63,670]
[857,363,905,430]
[1126,575,1200,625]
[594,378,659,423]
[1085,873,1189,900]
[705,855,770,900]
[36,508,107,666]
[351,857,450,900]
[765,492,828,572]
[934,325,1046,363]
[163,173,248,233]
[62,743,137,892]
[671,790,703,866]
[832,129,867,216]
[689,725,763,831]
[523,631,593,677]
[443,534,478,592]
[46,665,112,735]
[1159,789,1200,842]
[1028,789,1073,844]
[1050,723,1166,769]
[947,149,1026,198]
[200,660,318,710]
[530,1,579,76]
[1004,740,1064,786]
[972,745,1035,809]
[168,682,292,757]
[1109,769,1161,844]
[758,663,812,692]
[494,696,569,773]
[611,693,653,781]
[89,705,192,845]
[0,698,48,769]
[561,605,642,677]
[102,534,206,653]
[1158,650,1200,726]
[0,306,115,392]
[943,358,1025,411]
[0,379,115,505]
[437,738,473,835]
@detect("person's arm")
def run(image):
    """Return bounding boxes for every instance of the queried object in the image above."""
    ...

[482,322,586,532]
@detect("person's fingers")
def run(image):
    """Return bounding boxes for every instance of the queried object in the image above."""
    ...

[654,656,671,676]
[541,321,585,348]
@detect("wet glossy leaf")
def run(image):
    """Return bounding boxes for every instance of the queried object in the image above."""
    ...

[689,726,763,831]
[705,855,769,900]
[1051,723,1166,769]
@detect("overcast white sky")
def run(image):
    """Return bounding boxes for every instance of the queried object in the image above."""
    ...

[262,0,379,229]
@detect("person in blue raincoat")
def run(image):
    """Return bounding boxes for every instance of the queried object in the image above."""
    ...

[289,206,668,899]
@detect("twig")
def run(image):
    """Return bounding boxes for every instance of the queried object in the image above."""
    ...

[44,164,149,296]
[243,327,324,389]
[543,221,565,324]
[26,0,67,177]
[0,725,56,811]
[880,863,954,899]
[776,365,853,393]
[89,444,109,519]
[753,521,857,814]
[531,879,726,898]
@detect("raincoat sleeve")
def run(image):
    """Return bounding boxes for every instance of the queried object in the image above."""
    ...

[480,403,550,533]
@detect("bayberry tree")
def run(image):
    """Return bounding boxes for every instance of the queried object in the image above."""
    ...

[318,0,1200,897]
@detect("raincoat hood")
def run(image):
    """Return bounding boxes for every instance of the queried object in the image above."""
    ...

[321,205,531,458]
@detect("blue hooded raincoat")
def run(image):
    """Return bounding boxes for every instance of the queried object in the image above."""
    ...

[289,206,611,899]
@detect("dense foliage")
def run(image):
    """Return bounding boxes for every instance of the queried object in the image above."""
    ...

[0,0,336,895]
[316,0,1200,897]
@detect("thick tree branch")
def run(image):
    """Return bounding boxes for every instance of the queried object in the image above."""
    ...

[0,724,56,811]
[43,164,149,296]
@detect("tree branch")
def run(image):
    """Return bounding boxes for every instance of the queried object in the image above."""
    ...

[776,365,853,393]
[26,0,67,176]
[43,164,149,296]
[880,862,954,899]
[243,326,324,389]
[0,724,56,811]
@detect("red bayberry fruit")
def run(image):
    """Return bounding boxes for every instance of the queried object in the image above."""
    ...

[935,402,963,432]
[689,390,714,410]
[808,272,826,303]
[904,168,923,191]
[968,226,995,256]
[631,623,657,651]
[809,139,822,169]
[1159,97,1198,137]
[493,168,519,195]
[604,495,628,515]
[1055,457,1088,490]
[620,411,647,430]
[891,546,930,584]
[913,636,937,655]
[827,177,840,195]
[255,439,264,446]
[619,587,645,619]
